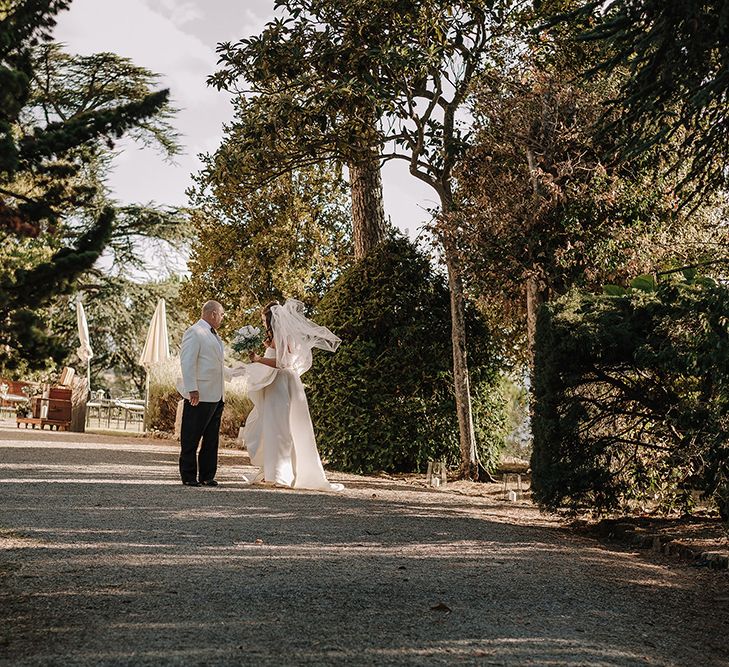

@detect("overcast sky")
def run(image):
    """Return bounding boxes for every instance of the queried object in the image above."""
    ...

[54,0,436,255]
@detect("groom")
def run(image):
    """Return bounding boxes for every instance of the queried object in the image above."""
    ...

[178,300,230,487]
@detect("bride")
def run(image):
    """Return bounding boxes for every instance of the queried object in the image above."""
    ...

[235,299,343,491]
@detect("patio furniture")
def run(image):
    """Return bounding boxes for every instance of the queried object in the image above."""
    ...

[116,399,145,431]
[85,392,145,432]
[85,390,106,427]
[0,380,34,418]
[16,386,72,431]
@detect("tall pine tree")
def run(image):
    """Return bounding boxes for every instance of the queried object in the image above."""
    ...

[0,1,172,371]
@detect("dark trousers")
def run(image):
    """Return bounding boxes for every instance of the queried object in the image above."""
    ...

[179,399,224,482]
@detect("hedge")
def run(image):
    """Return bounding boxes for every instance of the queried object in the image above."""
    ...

[306,233,507,474]
[531,277,729,519]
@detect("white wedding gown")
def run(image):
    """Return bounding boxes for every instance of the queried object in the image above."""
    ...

[239,347,343,491]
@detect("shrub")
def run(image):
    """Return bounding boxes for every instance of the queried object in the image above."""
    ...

[147,356,252,438]
[531,277,729,519]
[307,233,507,474]
[219,389,253,440]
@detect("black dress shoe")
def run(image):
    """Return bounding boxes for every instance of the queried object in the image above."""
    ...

[182,480,202,487]
[200,479,219,487]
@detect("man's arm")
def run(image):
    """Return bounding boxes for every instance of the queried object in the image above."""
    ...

[180,328,201,405]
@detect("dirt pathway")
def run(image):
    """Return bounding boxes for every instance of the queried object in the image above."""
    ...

[0,426,726,666]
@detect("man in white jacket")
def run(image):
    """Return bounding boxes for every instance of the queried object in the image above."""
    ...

[178,300,231,487]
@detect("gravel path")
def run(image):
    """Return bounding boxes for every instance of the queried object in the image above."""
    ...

[0,425,727,667]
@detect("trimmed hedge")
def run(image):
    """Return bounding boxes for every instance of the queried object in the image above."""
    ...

[306,233,507,474]
[531,279,729,519]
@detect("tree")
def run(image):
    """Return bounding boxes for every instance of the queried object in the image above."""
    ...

[27,42,179,155]
[308,233,507,475]
[531,277,729,520]
[539,0,729,203]
[26,44,188,386]
[49,276,188,395]
[0,1,174,372]
[23,41,186,275]
[212,0,524,477]
[457,33,727,367]
[183,162,352,327]
[209,2,391,258]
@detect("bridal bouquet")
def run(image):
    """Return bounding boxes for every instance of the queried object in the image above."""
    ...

[230,325,265,357]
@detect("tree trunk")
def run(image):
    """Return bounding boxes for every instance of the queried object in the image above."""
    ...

[70,376,88,433]
[526,269,548,369]
[349,149,386,259]
[525,148,551,370]
[441,234,478,479]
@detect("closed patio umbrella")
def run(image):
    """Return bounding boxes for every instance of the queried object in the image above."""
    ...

[139,298,170,367]
[139,298,170,429]
[76,297,93,395]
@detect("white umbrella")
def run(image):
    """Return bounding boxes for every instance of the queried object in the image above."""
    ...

[139,298,170,367]
[139,298,170,430]
[76,298,93,395]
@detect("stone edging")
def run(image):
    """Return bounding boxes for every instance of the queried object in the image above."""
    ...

[581,520,729,570]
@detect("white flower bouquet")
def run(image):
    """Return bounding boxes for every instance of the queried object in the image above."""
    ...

[230,325,265,357]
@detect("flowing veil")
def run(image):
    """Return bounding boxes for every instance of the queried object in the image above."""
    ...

[270,299,341,376]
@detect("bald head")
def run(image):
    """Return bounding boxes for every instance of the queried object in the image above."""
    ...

[202,300,223,317]
[201,300,224,330]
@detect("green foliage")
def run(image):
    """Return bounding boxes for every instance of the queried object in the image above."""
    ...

[209,0,520,200]
[0,206,114,372]
[307,234,507,474]
[541,0,729,202]
[27,42,180,156]
[500,375,531,459]
[218,389,254,440]
[47,276,188,395]
[184,164,352,329]
[146,357,183,433]
[146,357,252,438]
[531,278,729,519]
[458,37,728,365]
[0,4,176,373]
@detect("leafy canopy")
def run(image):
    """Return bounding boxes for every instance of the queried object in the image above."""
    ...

[456,24,728,364]
[539,0,729,203]
[183,162,352,329]
[0,2,180,373]
[531,276,729,520]
[208,0,524,204]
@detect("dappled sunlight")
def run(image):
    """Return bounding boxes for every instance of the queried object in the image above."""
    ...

[30,587,140,598]
[1,503,691,593]
[0,462,177,479]
[0,477,184,485]
[320,637,671,666]
[2,429,726,667]
[34,636,671,667]
[0,436,175,456]
[0,440,170,453]
[163,508,272,520]
[35,546,689,593]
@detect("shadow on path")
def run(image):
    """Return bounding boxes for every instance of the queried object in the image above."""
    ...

[0,428,727,666]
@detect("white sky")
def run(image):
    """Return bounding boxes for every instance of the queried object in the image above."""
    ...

[54,0,436,268]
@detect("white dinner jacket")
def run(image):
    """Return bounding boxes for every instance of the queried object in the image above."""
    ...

[177,319,231,403]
